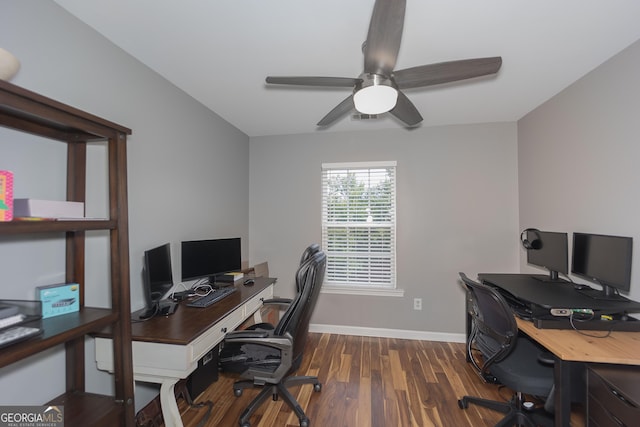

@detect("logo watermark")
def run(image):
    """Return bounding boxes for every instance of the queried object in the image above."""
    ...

[0,406,63,427]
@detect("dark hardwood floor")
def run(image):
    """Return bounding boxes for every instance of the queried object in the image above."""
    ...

[172,333,585,427]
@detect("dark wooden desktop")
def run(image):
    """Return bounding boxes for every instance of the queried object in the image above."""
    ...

[128,278,274,344]
[476,273,640,427]
[94,277,276,427]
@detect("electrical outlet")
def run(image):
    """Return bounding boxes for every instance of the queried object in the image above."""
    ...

[413,298,422,310]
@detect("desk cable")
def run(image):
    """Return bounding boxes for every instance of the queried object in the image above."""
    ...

[167,280,217,302]
[133,281,212,323]
[168,282,192,300]
[132,303,159,323]
[557,274,621,337]
[191,283,215,297]
[183,390,213,427]
[568,311,613,338]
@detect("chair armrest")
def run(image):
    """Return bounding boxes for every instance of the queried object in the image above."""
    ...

[224,330,270,340]
[240,333,295,383]
[262,298,293,308]
[537,351,555,365]
[225,334,292,351]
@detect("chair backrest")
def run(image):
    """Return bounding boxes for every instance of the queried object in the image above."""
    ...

[299,243,321,265]
[459,272,518,376]
[274,250,326,368]
[295,243,321,293]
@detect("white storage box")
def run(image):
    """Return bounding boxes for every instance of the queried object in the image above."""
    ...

[13,198,84,219]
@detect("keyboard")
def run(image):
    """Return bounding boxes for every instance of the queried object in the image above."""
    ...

[186,286,237,308]
[0,326,43,349]
[0,314,26,329]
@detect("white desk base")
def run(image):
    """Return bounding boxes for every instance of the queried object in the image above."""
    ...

[95,285,273,427]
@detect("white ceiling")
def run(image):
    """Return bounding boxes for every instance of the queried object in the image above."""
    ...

[53,0,640,137]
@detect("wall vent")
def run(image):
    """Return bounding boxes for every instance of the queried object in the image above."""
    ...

[351,113,379,120]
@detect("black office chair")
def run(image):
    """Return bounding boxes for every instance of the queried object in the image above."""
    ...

[219,250,327,427]
[249,243,322,330]
[458,272,555,427]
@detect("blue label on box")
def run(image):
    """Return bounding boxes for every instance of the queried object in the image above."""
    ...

[36,283,79,318]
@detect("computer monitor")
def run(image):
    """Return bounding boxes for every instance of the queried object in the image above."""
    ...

[181,238,241,285]
[572,232,633,300]
[141,243,174,318]
[526,230,568,281]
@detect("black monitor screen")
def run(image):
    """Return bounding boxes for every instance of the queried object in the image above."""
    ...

[526,230,568,281]
[181,238,241,282]
[143,243,174,308]
[572,233,633,296]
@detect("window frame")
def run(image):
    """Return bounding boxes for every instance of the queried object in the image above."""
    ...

[321,161,403,297]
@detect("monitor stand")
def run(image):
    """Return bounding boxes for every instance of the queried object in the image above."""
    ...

[577,286,629,301]
[532,270,566,283]
[214,274,235,283]
[209,274,235,288]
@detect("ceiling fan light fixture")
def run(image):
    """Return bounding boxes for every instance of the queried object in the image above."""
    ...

[353,75,398,114]
[265,0,502,127]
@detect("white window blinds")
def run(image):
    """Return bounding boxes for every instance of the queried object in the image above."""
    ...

[321,161,396,289]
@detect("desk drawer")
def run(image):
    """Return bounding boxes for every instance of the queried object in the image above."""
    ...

[589,397,627,427]
[244,286,274,316]
[95,337,193,378]
[191,307,245,361]
[588,367,640,427]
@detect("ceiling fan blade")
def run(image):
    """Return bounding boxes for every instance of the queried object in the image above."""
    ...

[363,0,406,75]
[317,95,355,127]
[266,76,361,87]
[393,57,502,89]
[389,90,422,126]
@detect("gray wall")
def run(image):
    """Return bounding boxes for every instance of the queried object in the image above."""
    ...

[3,0,639,415]
[0,1,249,410]
[249,123,520,336]
[518,39,640,301]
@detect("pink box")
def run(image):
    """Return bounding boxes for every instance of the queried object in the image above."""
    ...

[0,170,13,221]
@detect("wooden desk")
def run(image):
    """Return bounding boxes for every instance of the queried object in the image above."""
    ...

[94,278,275,427]
[517,318,640,365]
[472,274,640,426]
[517,309,640,426]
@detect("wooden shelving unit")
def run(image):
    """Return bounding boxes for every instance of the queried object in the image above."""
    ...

[0,79,135,426]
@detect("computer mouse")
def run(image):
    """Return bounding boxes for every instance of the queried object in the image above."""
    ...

[243,279,255,286]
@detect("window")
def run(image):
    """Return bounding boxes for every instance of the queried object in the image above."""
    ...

[321,161,398,295]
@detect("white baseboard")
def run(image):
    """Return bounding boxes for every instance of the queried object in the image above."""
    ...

[309,323,466,343]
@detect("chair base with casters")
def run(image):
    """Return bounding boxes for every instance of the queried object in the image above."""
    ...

[233,375,321,427]
[458,391,553,427]
[221,326,322,426]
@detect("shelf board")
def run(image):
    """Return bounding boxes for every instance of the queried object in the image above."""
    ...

[0,307,119,369]
[0,79,132,142]
[46,390,124,427]
[0,219,116,234]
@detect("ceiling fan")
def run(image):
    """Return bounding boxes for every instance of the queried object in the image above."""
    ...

[265,0,502,127]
